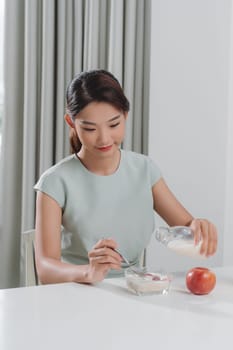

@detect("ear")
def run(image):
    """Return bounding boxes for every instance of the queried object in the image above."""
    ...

[123,112,128,120]
[64,114,75,128]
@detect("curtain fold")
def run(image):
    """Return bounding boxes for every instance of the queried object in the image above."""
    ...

[0,0,151,288]
[108,0,124,82]
[22,0,40,231]
[0,0,25,288]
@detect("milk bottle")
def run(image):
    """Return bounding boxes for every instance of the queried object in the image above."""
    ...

[155,226,204,258]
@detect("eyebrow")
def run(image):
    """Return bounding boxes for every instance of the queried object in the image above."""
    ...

[78,114,121,126]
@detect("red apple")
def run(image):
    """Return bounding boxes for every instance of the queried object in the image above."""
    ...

[186,267,216,295]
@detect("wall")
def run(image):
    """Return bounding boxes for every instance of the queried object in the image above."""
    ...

[223,0,233,266]
[147,0,232,272]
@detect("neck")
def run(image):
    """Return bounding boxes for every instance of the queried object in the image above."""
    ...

[77,148,121,175]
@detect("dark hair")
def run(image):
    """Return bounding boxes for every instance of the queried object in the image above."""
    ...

[66,69,130,153]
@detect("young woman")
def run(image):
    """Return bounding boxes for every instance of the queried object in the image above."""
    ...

[34,69,218,284]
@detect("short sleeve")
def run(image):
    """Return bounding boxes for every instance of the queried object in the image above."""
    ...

[34,172,65,209]
[148,157,162,187]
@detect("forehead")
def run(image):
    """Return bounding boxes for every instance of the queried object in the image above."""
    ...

[76,102,121,122]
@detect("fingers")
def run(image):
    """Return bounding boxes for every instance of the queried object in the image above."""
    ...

[202,221,218,256]
[95,238,118,250]
[88,247,122,266]
[190,218,218,257]
[89,238,122,269]
[95,238,122,263]
[189,219,202,244]
[86,238,123,283]
[199,220,209,255]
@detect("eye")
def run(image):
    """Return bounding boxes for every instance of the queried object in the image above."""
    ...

[82,128,96,132]
[110,122,120,128]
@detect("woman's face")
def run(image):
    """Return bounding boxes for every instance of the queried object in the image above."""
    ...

[74,101,127,158]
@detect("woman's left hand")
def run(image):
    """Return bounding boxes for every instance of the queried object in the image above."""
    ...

[189,218,218,257]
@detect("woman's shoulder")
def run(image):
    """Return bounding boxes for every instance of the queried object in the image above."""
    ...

[41,154,77,176]
[34,155,77,207]
[36,155,79,185]
[122,150,161,185]
[122,149,154,165]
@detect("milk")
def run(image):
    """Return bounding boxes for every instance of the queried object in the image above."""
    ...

[167,239,205,258]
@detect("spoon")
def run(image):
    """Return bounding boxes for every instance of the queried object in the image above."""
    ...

[114,248,131,266]
[100,238,143,275]
[113,248,145,276]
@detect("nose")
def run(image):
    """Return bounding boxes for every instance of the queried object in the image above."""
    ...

[96,128,111,146]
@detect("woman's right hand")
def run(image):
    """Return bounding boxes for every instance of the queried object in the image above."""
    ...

[86,238,122,283]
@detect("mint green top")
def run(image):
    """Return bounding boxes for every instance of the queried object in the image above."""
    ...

[34,150,161,277]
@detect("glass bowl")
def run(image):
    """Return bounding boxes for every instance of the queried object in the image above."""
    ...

[125,267,171,296]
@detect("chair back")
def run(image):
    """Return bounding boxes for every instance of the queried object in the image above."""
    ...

[21,229,39,286]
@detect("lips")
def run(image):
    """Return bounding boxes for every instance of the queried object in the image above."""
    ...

[97,145,113,152]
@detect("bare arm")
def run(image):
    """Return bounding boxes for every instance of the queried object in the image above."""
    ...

[152,178,217,256]
[35,192,122,284]
[152,178,193,226]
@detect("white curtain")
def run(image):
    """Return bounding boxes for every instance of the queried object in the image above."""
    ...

[0,0,151,288]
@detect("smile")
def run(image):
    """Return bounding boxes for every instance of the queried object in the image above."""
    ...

[97,145,113,152]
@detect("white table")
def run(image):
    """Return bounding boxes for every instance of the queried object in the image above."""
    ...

[0,266,233,350]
